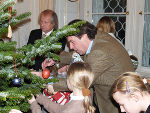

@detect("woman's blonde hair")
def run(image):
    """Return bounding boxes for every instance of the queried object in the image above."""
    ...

[97,16,115,33]
[110,72,150,96]
[67,62,95,113]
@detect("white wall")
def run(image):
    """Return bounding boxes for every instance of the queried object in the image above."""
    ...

[55,0,84,28]
[11,0,39,48]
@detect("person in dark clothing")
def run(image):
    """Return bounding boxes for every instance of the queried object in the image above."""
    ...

[27,9,60,71]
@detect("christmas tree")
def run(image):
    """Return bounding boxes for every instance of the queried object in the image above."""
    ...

[0,0,86,112]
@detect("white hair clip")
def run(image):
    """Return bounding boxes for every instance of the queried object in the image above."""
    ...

[143,78,147,84]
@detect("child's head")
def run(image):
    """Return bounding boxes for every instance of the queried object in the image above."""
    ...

[97,16,115,33]
[110,72,150,113]
[67,61,94,91]
[67,62,95,113]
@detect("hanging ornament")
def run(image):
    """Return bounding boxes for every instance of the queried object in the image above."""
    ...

[12,55,21,86]
[7,5,12,38]
[13,76,21,85]
[7,24,12,38]
[42,69,50,79]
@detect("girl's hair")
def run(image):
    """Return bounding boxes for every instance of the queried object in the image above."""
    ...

[110,72,150,96]
[67,62,95,113]
[97,16,115,33]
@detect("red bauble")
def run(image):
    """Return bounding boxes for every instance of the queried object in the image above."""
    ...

[42,69,50,79]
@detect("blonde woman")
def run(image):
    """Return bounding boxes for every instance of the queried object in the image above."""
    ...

[110,72,150,113]
[97,16,115,37]
[96,16,125,49]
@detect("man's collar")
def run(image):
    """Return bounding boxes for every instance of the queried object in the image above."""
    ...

[86,40,93,55]
[42,29,53,36]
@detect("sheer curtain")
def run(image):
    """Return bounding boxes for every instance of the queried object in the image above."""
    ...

[11,0,40,48]
[92,0,104,26]
[39,0,54,13]
[142,0,150,67]
[125,0,144,59]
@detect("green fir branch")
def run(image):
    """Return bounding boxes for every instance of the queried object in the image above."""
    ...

[0,0,31,38]
[0,106,20,113]
[0,0,17,12]
[0,11,31,38]
[18,20,86,64]
[0,9,17,22]
[0,41,17,51]
[45,52,60,61]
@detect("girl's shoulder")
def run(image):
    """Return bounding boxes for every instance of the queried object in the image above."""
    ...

[62,100,85,113]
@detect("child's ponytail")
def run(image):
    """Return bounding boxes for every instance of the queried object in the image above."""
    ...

[82,89,95,113]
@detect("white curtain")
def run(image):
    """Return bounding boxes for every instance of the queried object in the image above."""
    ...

[39,0,54,13]
[9,0,40,48]
[125,0,144,58]
[11,0,40,48]
[142,0,150,66]
[92,0,104,26]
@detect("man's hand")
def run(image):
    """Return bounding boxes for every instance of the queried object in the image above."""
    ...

[58,65,69,73]
[31,71,42,78]
[42,58,56,70]
[9,109,22,113]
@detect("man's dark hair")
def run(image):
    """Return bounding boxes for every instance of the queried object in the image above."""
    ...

[68,19,97,40]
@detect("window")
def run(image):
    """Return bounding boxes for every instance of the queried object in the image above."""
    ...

[85,0,150,74]
[142,0,150,67]
[92,0,127,44]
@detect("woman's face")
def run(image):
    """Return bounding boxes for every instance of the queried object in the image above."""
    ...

[113,91,142,113]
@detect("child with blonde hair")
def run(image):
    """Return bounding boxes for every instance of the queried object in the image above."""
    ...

[29,61,95,113]
[110,72,150,113]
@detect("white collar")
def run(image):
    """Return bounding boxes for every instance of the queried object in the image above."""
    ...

[42,29,53,37]
[86,40,93,55]
[70,93,84,101]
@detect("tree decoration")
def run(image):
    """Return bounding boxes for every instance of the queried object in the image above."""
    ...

[13,76,21,85]
[7,24,12,38]
[12,55,21,86]
[42,69,50,79]
[7,4,12,38]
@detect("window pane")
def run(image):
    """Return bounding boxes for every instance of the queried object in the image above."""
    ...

[142,0,150,67]
[92,0,126,44]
